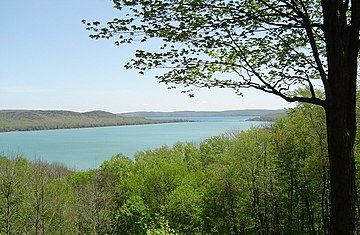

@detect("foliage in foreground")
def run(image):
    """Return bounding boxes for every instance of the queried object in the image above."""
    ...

[0,103,359,234]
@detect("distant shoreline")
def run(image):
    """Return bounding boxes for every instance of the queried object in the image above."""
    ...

[120,109,285,118]
[0,110,187,133]
[0,109,284,133]
[0,119,189,133]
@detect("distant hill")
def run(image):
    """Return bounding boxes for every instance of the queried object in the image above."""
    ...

[0,109,286,132]
[120,109,285,118]
[0,110,169,132]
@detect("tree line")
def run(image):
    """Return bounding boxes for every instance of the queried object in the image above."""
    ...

[0,110,166,132]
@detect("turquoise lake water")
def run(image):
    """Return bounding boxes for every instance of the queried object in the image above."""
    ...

[0,116,267,170]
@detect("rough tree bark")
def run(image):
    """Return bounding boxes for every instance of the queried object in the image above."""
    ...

[322,1,359,233]
[325,86,356,234]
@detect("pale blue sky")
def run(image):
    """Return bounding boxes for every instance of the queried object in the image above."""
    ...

[0,0,289,112]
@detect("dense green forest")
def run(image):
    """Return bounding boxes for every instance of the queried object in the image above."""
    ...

[0,110,170,132]
[1,102,358,234]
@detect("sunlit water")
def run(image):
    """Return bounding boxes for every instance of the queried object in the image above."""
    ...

[0,116,267,170]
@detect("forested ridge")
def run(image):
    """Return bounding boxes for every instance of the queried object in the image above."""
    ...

[0,110,170,132]
[1,102,359,234]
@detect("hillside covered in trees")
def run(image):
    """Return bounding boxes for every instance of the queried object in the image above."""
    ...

[0,110,170,132]
[1,103,358,234]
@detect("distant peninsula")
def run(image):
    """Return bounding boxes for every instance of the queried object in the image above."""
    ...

[0,109,285,132]
[120,109,285,118]
[0,110,174,132]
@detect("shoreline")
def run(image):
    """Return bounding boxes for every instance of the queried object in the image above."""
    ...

[0,119,192,133]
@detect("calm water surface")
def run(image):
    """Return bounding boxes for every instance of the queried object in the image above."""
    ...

[0,116,267,169]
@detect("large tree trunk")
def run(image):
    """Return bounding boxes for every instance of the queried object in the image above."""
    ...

[326,102,356,234]
[325,56,358,233]
[322,1,359,232]
[324,26,358,235]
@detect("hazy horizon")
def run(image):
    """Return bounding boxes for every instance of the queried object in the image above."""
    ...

[0,108,286,114]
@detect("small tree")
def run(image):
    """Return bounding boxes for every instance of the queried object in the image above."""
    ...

[84,1,359,233]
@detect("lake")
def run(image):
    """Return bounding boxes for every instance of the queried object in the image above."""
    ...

[0,116,267,170]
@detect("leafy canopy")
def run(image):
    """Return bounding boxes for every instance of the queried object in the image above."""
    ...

[83,0,357,106]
